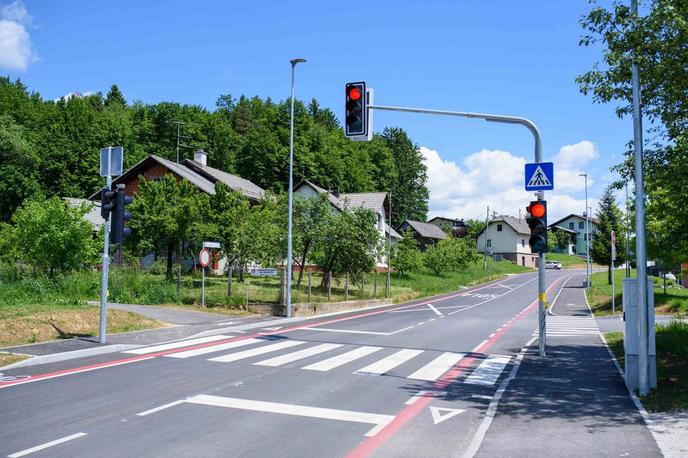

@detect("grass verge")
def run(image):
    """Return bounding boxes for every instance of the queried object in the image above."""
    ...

[0,353,29,368]
[605,321,688,412]
[546,253,589,269]
[589,269,688,317]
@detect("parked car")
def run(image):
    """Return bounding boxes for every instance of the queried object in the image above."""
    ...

[545,261,562,270]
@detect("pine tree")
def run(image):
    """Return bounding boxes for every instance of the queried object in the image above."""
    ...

[591,185,626,284]
[105,84,127,107]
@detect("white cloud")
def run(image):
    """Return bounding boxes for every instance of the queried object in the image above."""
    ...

[421,140,601,223]
[0,1,34,71]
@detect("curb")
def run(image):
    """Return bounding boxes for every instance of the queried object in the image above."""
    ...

[2,344,142,370]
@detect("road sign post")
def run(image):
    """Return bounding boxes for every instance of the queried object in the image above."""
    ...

[351,93,547,356]
[200,248,211,308]
[612,231,616,314]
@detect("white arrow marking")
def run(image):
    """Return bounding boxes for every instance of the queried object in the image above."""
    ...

[430,406,465,424]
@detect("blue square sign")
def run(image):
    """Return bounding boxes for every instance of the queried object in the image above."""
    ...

[525,162,554,191]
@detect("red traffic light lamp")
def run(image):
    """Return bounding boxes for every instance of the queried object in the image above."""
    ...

[526,200,548,254]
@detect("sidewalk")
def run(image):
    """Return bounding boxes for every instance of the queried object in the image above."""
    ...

[475,281,662,457]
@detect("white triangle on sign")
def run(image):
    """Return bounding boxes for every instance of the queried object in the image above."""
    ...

[527,165,552,187]
[429,406,465,424]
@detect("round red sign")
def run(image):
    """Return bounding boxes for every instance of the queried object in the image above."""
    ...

[199,248,211,267]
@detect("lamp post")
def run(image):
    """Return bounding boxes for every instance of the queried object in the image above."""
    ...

[580,173,590,291]
[287,58,306,319]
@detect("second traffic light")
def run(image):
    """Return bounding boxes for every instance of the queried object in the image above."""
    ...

[111,190,133,244]
[526,200,548,254]
[345,82,372,141]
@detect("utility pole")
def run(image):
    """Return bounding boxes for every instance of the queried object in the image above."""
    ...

[386,190,392,298]
[625,182,631,278]
[483,206,489,270]
[580,173,590,291]
[631,0,652,396]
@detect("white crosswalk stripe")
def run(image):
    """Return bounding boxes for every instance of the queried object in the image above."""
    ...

[407,352,465,381]
[302,346,383,372]
[209,340,306,363]
[125,335,232,355]
[165,338,262,359]
[254,343,343,367]
[541,316,600,337]
[354,349,424,376]
[464,355,511,385]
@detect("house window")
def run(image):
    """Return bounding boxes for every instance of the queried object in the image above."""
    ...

[579,221,585,229]
[487,239,492,247]
[497,224,503,232]
[568,222,574,230]
[522,239,525,247]
[584,234,587,241]
[522,256,525,266]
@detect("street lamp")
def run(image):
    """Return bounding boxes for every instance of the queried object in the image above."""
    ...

[287,58,306,319]
[580,173,590,291]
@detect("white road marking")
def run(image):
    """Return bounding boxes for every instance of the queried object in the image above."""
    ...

[209,340,306,363]
[427,303,443,316]
[470,394,493,400]
[429,406,465,424]
[165,338,262,359]
[302,346,383,372]
[186,394,394,437]
[124,335,231,355]
[405,390,447,405]
[304,327,390,335]
[355,349,423,376]
[407,352,465,381]
[8,432,87,457]
[447,277,537,316]
[417,322,425,326]
[136,400,185,416]
[253,343,343,367]
[464,355,511,386]
[389,325,417,335]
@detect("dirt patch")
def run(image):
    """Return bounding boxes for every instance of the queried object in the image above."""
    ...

[0,353,29,368]
[0,309,163,347]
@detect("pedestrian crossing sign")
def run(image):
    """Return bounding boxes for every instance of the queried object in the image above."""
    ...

[525,162,554,191]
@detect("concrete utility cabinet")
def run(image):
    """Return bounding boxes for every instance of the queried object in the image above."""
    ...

[623,278,656,391]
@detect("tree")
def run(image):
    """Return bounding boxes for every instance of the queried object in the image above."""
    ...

[313,208,381,288]
[105,84,127,107]
[7,197,98,275]
[423,236,478,276]
[0,116,42,221]
[578,0,688,264]
[382,127,429,227]
[291,193,333,286]
[591,185,626,284]
[548,228,571,252]
[464,219,487,240]
[393,231,423,276]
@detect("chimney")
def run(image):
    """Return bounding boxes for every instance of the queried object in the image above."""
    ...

[194,149,207,166]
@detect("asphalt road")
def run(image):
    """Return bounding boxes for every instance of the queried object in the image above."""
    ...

[0,269,659,457]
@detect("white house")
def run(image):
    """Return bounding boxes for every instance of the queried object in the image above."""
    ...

[294,180,401,270]
[549,213,599,256]
[476,215,538,268]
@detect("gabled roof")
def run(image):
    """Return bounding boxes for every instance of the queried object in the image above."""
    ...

[295,179,346,210]
[476,215,530,237]
[428,216,465,227]
[551,225,576,234]
[183,159,264,200]
[88,154,263,201]
[401,220,448,240]
[339,192,387,212]
[549,213,600,227]
[64,197,104,230]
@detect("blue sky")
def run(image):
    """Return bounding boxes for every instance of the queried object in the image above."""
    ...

[1,0,631,221]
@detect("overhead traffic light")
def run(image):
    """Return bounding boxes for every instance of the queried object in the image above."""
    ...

[101,189,116,219]
[526,200,548,254]
[345,81,371,140]
[111,190,133,244]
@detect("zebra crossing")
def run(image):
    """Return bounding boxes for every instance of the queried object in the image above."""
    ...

[540,315,600,338]
[125,336,512,385]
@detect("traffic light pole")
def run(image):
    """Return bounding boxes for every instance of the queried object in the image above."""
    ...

[99,166,112,345]
[367,104,547,356]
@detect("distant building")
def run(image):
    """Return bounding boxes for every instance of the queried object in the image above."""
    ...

[294,179,401,270]
[549,226,577,255]
[398,220,448,251]
[427,216,467,237]
[63,197,104,234]
[548,214,599,256]
[476,215,538,268]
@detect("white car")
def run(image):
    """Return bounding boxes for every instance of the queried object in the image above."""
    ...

[545,261,562,270]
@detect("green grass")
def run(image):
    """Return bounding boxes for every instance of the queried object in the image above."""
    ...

[545,253,588,268]
[605,321,688,412]
[391,260,530,299]
[589,268,688,317]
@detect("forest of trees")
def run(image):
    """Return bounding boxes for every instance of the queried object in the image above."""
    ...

[0,78,429,228]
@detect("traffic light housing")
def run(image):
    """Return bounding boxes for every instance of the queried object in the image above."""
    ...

[101,189,116,219]
[345,81,369,140]
[526,200,548,254]
[111,190,133,244]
